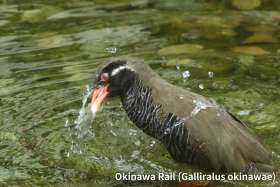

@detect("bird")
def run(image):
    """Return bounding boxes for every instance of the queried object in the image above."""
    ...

[91,58,275,174]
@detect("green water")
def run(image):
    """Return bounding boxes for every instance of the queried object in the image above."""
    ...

[0,0,279,186]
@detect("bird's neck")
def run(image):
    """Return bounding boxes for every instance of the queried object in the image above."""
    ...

[121,78,160,138]
[120,77,186,144]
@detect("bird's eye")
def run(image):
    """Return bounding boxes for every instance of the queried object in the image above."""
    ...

[100,73,109,82]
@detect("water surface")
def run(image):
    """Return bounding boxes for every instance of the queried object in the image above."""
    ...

[0,0,279,186]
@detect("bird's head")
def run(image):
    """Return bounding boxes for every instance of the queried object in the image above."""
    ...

[91,59,136,114]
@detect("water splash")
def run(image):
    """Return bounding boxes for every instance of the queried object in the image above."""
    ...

[198,83,204,90]
[190,98,217,117]
[65,85,95,156]
[237,110,250,116]
[129,150,175,175]
[149,140,156,147]
[164,127,170,135]
[106,47,117,54]
[182,70,191,82]
[208,71,214,78]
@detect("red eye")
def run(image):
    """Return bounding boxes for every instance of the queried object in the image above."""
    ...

[100,73,109,82]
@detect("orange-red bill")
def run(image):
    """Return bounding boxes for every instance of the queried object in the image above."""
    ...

[91,85,109,115]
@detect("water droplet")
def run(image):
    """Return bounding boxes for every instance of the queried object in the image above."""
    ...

[110,130,117,137]
[128,129,137,136]
[182,70,191,80]
[258,103,264,109]
[191,99,216,116]
[64,119,69,127]
[164,127,170,134]
[237,110,250,116]
[106,47,117,54]
[149,163,157,168]
[134,140,141,146]
[131,150,140,159]
[208,71,214,78]
[181,32,198,40]
[199,84,204,89]
[150,140,156,147]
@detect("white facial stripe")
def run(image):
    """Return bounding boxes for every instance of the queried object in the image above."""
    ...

[111,64,135,76]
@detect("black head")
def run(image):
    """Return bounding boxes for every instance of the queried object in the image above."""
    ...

[95,59,137,96]
[91,59,137,113]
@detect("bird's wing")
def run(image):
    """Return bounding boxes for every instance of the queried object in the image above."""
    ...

[154,81,273,172]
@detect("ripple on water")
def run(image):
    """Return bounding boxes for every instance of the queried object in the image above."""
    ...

[0,0,279,186]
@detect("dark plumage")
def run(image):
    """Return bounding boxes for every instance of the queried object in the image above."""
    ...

[91,58,275,173]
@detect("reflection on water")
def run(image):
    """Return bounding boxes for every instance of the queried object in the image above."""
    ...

[0,0,279,186]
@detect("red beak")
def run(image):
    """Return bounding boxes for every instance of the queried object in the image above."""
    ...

[91,85,109,115]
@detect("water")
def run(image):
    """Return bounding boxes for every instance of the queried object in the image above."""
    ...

[190,98,221,117]
[182,70,191,81]
[208,71,214,78]
[198,83,204,90]
[0,0,279,186]
[65,85,94,156]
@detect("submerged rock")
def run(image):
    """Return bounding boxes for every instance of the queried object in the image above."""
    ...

[158,44,204,56]
[161,58,196,67]
[243,32,279,44]
[232,0,261,10]
[231,46,270,56]
[0,20,9,27]
[0,132,17,141]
